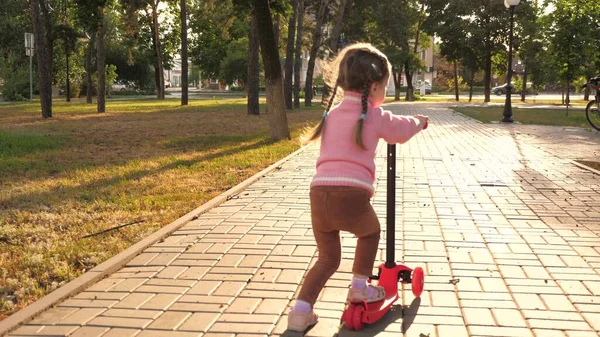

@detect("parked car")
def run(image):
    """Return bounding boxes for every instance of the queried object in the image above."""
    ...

[492,82,538,96]
[165,80,171,89]
[417,80,432,95]
[110,81,135,93]
[111,83,128,92]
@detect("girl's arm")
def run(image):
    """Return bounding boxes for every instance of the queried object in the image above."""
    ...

[378,110,426,144]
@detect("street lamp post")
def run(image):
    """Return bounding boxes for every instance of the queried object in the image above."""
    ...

[502,0,520,123]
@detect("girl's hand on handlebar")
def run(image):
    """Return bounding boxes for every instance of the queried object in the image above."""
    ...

[415,114,429,129]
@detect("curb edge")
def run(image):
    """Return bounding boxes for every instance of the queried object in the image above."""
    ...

[569,159,600,176]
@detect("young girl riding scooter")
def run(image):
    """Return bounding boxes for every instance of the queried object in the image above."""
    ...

[288,43,429,332]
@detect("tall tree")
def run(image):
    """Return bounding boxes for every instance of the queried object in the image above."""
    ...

[514,1,542,102]
[30,0,52,118]
[247,10,260,115]
[180,0,188,105]
[85,33,96,104]
[424,0,505,102]
[274,14,280,48]
[293,0,305,109]
[329,0,347,53]
[373,0,425,101]
[148,0,165,100]
[284,0,298,110]
[404,1,425,101]
[75,0,110,112]
[254,0,291,140]
[320,0,349,105]
[305,0,328,106]
[97,5,106,112]
[549,0,598,112]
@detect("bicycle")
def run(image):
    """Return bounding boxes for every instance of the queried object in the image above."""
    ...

[582,76,600,131]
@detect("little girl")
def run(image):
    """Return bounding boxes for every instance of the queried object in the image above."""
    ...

[287,43,429,332]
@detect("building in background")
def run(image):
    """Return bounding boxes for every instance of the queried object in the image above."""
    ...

[387,37,437,95]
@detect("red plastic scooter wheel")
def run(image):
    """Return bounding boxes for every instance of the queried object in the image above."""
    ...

[343,304,356,330]
[412,267,425,297]
[352,305,365,331]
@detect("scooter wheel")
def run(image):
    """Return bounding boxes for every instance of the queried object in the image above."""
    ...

[352,304,365,331]
[412,267,425,297]
[343,304,356,330]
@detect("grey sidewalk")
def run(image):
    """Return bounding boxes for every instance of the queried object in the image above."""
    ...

[4,103,600,337]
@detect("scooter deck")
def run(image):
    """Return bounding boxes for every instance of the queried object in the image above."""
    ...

[360,292,399,324]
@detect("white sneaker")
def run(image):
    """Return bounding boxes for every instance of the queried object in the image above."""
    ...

[287,309,319,332]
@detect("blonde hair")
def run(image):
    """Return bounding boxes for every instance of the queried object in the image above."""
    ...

[304,43,392,149]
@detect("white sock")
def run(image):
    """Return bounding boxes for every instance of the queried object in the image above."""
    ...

[351,276,368,291]
[293,299,312,313]
[351,276,376,298]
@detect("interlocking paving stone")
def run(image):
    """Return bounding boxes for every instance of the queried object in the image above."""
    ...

[6,103,600,337]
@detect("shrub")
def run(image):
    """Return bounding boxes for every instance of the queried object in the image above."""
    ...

[0,65,35,101]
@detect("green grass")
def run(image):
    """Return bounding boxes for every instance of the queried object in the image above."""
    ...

[384,94,588,106]
[0,98,322,319]
[452,106,592,129]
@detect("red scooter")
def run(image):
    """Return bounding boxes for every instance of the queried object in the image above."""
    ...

[341,130,427,330]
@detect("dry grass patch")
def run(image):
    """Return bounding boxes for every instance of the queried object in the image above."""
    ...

[0,98,321,319]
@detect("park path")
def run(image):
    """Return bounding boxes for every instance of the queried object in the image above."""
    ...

[5,103,600,337]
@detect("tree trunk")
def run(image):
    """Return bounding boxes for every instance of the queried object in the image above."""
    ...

[566,81,570,116]
[151,2,165,100]
[86,32,96,104]
[284,0,297,110]
[413,2,424,54]
[584,83,591,101]
[454,62,459,102]
[254,0,291,140]
[405,62,414,101]
[247,10,260,115]
[521,66,528,102]
[180,0,188,105]
[329,0,347,53]
[403,2,424,103]
[30,0,52,118]
[293,0,305,109]
[393,69,400,101]
[39,0,53,98]
[321,0,348,106]
[305,0,327,107]
[97,6,106,113]
[484,39,492,102]
[469,67,474,102]
[274,15,280,49]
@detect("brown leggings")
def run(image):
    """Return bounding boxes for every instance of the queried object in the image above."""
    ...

[297,186,381,306]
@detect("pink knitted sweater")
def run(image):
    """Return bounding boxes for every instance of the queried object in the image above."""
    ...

[311,91,425,195]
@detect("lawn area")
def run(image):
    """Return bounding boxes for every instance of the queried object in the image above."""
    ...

[452,106,592,129]
[0,98,322,319]
[384,95,588,106]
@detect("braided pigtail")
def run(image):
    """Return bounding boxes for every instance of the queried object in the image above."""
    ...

[355,82,370,150]
[305,83,339,143]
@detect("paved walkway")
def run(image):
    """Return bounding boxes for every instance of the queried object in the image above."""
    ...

[6,104,600,337]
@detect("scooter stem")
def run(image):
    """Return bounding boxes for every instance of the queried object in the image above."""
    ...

[385,143,396,268]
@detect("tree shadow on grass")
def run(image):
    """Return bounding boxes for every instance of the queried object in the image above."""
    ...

[0,135,273,211]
